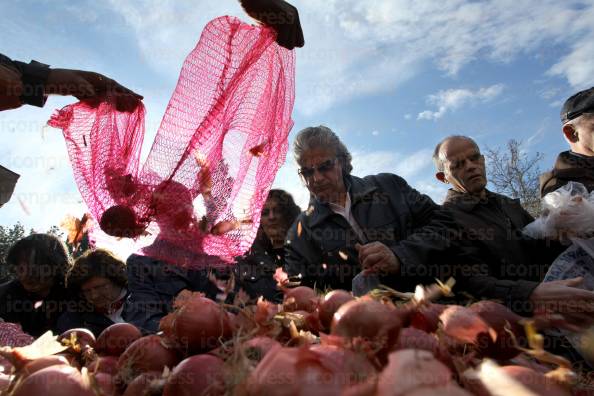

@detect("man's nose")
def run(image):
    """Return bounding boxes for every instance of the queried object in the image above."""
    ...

[464,159,477,172]
[312,168,324,182]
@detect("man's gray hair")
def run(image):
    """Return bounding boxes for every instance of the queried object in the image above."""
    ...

[293,125,353,175]
[433,135,480,172]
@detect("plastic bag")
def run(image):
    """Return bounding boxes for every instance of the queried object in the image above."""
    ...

[523,181,594,240]
[351,272,380,297]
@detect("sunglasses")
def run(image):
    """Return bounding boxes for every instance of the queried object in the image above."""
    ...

[298,159,336,179]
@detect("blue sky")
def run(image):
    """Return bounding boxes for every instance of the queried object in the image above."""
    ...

[2,0,594,235]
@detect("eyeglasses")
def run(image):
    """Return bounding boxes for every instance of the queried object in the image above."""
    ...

[298,159,336,179]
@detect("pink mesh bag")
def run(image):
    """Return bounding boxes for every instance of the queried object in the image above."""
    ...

[48,16,295,268]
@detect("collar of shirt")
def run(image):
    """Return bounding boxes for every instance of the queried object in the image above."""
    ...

[328,192,366,242]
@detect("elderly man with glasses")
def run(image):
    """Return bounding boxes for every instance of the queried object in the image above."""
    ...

[284,125,467,292]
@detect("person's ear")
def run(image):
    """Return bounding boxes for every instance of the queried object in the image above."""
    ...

[436,172,447,184]
[563,124,578,143]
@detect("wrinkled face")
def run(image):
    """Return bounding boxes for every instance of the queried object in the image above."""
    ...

[261,197,286,247]
[15,260,55,297]
[440,138,487,195]
[80,276,121,309]
[298,147,345,203]
[575,114,594,156]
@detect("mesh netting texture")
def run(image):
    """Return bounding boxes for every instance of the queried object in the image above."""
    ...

[48,16,296,268]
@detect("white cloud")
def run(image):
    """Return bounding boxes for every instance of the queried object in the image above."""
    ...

[418,84,505,120]
[102,0,594,116]
[371,130,380,136]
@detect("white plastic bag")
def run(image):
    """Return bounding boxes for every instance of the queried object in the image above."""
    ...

[352,272,380,297]
[523,181,594,240]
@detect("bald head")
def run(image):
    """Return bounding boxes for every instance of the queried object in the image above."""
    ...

[434,135,486,196]
[433,135,480,172]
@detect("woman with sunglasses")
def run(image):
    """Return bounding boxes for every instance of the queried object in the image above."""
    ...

[0,234,76,337]
[56,249,128,336]
[284,126,464,292]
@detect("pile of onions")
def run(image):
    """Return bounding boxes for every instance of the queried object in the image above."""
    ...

[0,280,583,396]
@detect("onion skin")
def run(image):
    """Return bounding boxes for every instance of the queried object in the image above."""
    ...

[0,373,11,392]
[342,379,378,396]
[317,290,354,330]
[377,349,452,396]
[93,372,118,396]
[410,304,448,333]
[282,286,319,313]
[405,385,473,396]
[241,337,281,363]
[331,299,402,364]
[11,365,94,396]
[59,328,96,352]
[159,293,232,353]
[117,335,180,385]
[469,300,524,360]
[439,305,495,348]
[246,345,376,396]
[392,328,452,369]
[85,355,119,376]
[163,355,225,396]
[122,371,161,396]
[96,323,142,357]
[19,355,70,379]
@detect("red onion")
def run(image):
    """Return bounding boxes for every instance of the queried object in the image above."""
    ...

[117,335,180,384]
[163,354,225,396]
[470,300,524,360]
[282,286,318,312]
[377,349,452,396]
[122,371,161,396]
[96,323,142,357]
[317,290,354,330]
[159,293,232,353]
[11,365,94,396]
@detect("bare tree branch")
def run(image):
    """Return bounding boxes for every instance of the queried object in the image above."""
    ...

[485,139,543,217]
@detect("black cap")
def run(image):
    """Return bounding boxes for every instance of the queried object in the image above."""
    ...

[561,86,594,123]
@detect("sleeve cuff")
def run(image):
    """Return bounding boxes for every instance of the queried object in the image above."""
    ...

[508,280,539,316]
[13,60,50,107]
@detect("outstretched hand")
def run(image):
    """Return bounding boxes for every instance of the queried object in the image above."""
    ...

[530,277,594,332]
[45,69,143,112]
[240,0,304,50]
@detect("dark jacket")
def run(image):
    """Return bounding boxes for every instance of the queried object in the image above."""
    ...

[122,253,220,334]
[234,245,284,303]
[540,151,594,197]
[0,164,19,208]
[0,279,78,337]
[443,189,565,314]
[1,53,50,208]
[0,53,50,107]
[55,307,115,338]
[55,291,130,337]
[284,173,467,292]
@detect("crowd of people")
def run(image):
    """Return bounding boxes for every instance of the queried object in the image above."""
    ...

[1,0,594,368]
